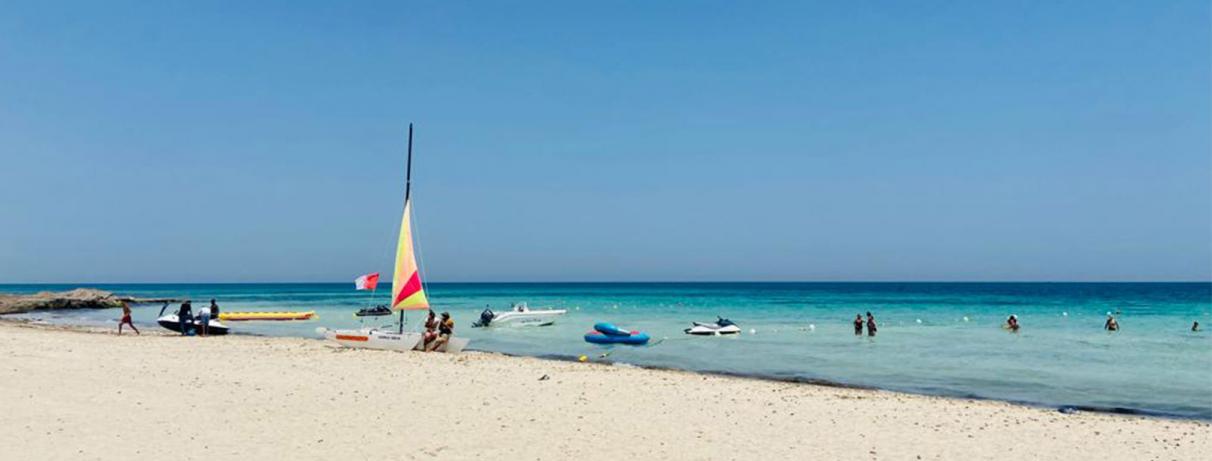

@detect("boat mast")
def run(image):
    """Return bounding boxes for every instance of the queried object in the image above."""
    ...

[399,123,413,334]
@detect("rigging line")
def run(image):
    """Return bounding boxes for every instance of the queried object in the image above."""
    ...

[411,191,431,310]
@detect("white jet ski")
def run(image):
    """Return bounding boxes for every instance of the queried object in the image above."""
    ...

[684,317,741,336]
[157,313,231,335]
[472,303,566,328]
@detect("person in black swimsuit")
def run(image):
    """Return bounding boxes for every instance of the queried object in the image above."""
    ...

[425,312,454,352]
[1104,315,1119,331]
[866,312,877,337]
[853,314,864,335]
[177,300,193,336]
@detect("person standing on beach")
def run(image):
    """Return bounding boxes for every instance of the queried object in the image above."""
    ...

[866,312,877,337]
[853,314,864,335]
[178,301,193,336]
[209,299,220,319]
[117,301,139,335]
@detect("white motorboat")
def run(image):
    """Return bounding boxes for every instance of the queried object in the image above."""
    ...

[320,124,468,354]
[318,327,468,353]
[157,313,231,335]
[473,303,566,327]
[684,317,741,336]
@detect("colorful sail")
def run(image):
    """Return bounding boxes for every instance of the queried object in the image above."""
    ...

[391,199,429,310]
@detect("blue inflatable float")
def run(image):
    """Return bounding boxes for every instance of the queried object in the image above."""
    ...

[584,322,650,345]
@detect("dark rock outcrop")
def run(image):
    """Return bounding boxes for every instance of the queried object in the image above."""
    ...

[0,288,129,315]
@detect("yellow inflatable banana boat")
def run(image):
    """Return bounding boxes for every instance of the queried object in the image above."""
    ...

[218,311,316,321]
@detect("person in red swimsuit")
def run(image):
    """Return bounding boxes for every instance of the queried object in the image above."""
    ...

[118,301,139,335]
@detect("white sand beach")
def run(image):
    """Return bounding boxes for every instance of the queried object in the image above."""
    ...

[0,321,1207,460]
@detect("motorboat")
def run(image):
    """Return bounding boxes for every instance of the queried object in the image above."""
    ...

[157,313,231,335]
[354,305,393,317]
[317,327,469,353]
[472,303,567,328]
[684,317,741,336]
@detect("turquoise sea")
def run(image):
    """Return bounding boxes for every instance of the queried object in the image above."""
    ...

[3,283,1210,419]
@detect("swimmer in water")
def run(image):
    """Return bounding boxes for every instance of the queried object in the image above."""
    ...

[1005,315,1020,332]
[1104,315,1119,332]
[866,312,877,337]
[853,314,863,335]
[1193,321,1200,332]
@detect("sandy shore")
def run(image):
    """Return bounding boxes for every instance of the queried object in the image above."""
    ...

[0,321,1206,460]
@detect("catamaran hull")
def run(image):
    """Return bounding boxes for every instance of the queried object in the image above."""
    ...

[319,328,469,354]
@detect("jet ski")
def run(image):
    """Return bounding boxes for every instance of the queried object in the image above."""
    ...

[355,305,393,317]
[157,313,230,335]
[684,316,741,336]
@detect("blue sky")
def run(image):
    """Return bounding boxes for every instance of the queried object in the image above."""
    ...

[1,1,1208,282]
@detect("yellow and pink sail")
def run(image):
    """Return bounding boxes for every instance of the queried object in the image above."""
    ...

[390,199,429,310]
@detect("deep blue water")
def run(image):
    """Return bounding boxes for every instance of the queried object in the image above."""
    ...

[3,282,1210,419]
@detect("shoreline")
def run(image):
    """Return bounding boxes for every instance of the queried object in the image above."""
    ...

[7,315,1208,422]
[1,319,1208,460]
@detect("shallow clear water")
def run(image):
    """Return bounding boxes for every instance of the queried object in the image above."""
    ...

[4,283,1210,419]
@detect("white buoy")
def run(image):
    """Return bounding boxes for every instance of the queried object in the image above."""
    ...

[962,316,970,322]
[749,328,757,334]
[916,319,922,324]
[1062,311,1068,317]
[808,324,816,331]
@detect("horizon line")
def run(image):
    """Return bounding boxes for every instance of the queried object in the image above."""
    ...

[2,280,1211,285]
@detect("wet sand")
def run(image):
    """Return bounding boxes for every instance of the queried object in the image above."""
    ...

[0,321,1206,460]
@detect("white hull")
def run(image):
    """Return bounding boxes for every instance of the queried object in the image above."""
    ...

[685,322,741,336]
[319,328,469,354]
[157,313,231,335]
[484,309,566,327]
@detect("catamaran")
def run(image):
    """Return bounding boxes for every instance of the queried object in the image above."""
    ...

[319,124,469,353]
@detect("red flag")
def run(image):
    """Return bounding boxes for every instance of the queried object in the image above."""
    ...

[354,273,380,291]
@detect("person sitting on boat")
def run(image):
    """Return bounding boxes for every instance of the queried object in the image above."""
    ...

[513,303,528,313]
[422,310,439,346]
[425,312,454,352]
